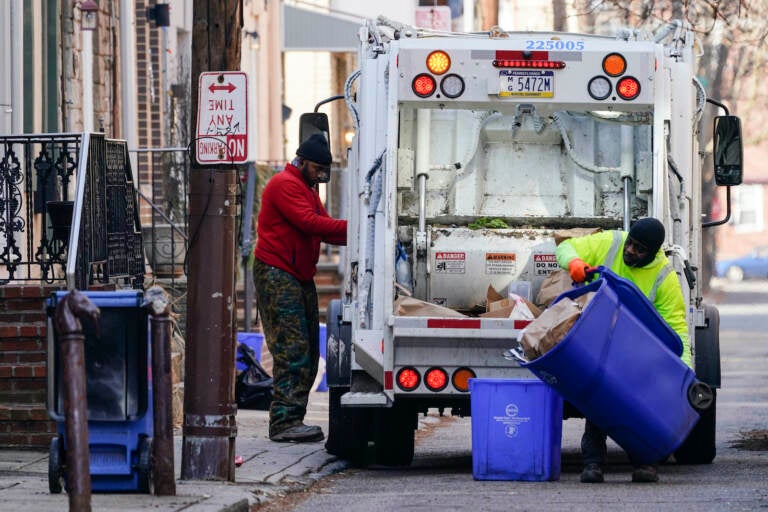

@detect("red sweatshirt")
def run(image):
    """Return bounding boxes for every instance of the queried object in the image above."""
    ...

[254,163,347,282]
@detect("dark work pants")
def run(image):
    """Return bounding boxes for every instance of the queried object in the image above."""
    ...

[581,420,608,466]
[253,259,320,436]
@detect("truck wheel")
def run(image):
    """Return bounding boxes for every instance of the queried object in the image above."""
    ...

[137,436,153,493]
[325,386,371,467]
[674,390,716,464]
[372,404,416,466]
[48,435,64,494]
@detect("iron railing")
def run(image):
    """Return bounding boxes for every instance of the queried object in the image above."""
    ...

[0,132,144,289]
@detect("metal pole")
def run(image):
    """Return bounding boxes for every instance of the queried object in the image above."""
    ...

[54,290,100,512]
[145,286,176,495]
[241,162,257,331]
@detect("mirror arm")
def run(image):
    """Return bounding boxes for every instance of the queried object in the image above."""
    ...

[703,186,732,228]
[314,95,345,113]
[706,97,729,115]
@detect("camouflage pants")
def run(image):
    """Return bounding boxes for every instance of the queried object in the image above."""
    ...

[253,259,319,436]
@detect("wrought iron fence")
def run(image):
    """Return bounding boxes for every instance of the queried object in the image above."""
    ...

[0,132,144,289]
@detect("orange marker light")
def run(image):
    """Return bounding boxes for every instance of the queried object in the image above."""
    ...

[425,367,448,391]
[412,73,436,97]
[426,50,451,75]
[397,367,420,391]
[602,53,627,77]
[452,367,476,392]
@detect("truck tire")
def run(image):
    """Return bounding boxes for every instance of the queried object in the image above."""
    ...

[372,404,416,466]
[325,386,371,467]
[674,390,716,464]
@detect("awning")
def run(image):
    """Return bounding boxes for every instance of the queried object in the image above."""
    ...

[282,4,362,52]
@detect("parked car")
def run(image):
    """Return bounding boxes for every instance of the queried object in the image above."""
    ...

[715,246,768,281]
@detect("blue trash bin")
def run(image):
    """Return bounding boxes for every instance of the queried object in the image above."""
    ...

[470,378,563,481]
[47,290,153,493]
[521,268,700,464]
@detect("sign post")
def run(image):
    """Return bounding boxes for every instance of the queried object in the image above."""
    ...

[196,71,248,164]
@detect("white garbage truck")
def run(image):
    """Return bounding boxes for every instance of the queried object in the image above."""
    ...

[300,17,743,467]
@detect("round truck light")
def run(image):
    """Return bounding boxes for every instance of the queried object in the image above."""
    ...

[424,367,448,392]
[451,367,476,392]
[412,73,437,98]
[426,50,451,75]
[397,367,421,391]
[616,76,641,100]
[602,53,627,77]
[440,74,465,98]
[587,76,612,100]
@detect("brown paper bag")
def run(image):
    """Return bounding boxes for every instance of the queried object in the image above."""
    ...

[393,295,467,318]
[535,269,573,308]
[520,292,596,360]
[553,227,602,246]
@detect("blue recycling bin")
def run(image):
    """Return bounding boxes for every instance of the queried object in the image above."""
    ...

[521,268,700,464]
[470,378,562,481]
[46,290,153,493]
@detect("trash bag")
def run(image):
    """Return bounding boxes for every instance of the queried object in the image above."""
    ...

[235,342,273,410]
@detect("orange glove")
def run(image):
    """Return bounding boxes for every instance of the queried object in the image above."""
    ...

[568,258,589,283]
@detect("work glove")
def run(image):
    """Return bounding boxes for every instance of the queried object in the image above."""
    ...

[567,258,589,283]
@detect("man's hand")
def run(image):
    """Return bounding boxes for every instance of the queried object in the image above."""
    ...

[568,258,589,283]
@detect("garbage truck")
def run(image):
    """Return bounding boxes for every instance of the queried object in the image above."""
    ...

[302,17,743,467]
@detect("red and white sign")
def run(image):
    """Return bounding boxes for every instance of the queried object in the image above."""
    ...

[435,251,465,274]
[415,6,452,31]
[534,254,559,275]
[196,71,248,164]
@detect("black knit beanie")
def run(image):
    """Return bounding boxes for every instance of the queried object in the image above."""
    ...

[628,217,665,254]
[296,133,332,165]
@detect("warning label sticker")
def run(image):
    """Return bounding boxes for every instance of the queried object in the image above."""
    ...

[485,253,516,274]
[434,252,466,274]
[534,254,559,275]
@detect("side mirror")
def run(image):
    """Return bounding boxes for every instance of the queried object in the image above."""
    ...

[299,112,330,146]
[713,115,743,186]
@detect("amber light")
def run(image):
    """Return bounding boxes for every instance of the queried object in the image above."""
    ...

[412,73,436,98]
[424,367,448,392]
[397,367,421,391]
[426,50,451,75]
[451,367,476,392]
[602,53,626,77]
[617,76,641,100]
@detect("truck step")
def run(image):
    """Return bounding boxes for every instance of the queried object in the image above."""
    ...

[340,391,389,407]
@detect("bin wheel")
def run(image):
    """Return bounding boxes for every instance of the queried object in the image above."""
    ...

[687,381,714,411]
[137,436,153,494]
[675,390,716,464]
[48,436,65,494]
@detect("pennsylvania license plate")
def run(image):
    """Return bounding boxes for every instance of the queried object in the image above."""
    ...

[498,70,554,98]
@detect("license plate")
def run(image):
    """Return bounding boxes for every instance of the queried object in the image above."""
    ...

[498,70,554,98]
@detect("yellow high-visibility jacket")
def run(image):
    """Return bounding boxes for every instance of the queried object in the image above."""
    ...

[555,230,692,367]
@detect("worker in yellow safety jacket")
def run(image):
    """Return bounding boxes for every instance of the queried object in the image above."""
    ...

[555,217,690,485]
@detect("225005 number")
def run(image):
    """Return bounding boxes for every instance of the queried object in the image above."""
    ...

[525,40,585,51]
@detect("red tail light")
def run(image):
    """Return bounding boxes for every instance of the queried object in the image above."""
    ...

[424,367,448,392]
[493,59,565,69]
[616,76,640,100]
[412,73,436,98]
[397,367,420,391]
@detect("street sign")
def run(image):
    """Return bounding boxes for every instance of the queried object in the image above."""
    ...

[196,71,248,164]
[414,6,452,31]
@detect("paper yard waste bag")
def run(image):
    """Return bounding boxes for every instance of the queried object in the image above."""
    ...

[535,269,573,308]
[520,292,595,360]
[394,295,467,317]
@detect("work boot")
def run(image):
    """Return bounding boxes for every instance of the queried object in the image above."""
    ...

[580,463,604,483]
[631,464,659,483]
[269,424,324,443]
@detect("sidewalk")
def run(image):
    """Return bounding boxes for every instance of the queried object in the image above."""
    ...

[0,391,341,512]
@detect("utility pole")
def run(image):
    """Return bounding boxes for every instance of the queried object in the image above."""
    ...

[181,0,242,481]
